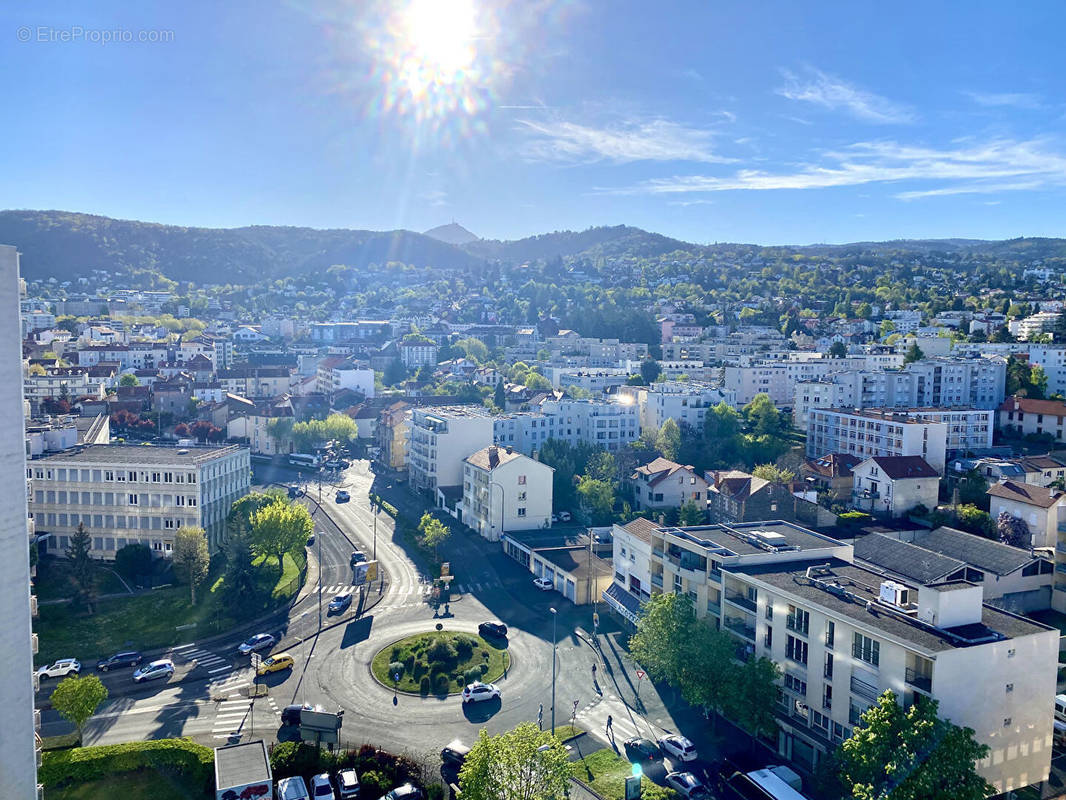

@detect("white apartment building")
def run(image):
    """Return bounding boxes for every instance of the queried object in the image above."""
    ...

[636,381,736,434]
[0,245,39,796]
[539,397,640,450]
[28,443,251,555]
[316,357,374,403]
[461,445,553,541]
[806,408,950,473]
[407,406,494,491]
[884,309,922,335]
[399,340,439,369]
[605,518,1057,794]
[549,368,631,394]
[24,368,104,404]
[1008,311,1060,341]
[1028,346,1066,397]
[21,308,55,336]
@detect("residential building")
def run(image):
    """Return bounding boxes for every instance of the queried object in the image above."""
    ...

[407,406,494,492]
[800,453,861,497]
[636,381,736,434]
[316,357,374,404]
[399,339,439,369]
[28,443,251,555]
[629,457,709,513]
[986,480,1066,551]
[707,470,797,524]
[850,456,939,517]
[1028,346,1066,397]
[227,398,294,455]
[604,517,1057,793]
[376,402,410,470]
[217,366,292,399]
[461,445,553,540]
[21,308,55,336]
[998,395,1066,442]
[23,367,103,404]
[1008,311,1059,341]
[493,397,640,454]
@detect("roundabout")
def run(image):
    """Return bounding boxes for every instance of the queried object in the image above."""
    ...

[370,629,510,696]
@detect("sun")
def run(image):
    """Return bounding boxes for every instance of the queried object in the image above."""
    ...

[401,0,478,77]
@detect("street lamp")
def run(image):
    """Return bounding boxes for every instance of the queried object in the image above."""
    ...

[550,606,557,735]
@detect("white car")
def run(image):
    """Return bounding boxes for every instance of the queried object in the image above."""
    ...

[278,776,311,800]
[310,773,336,799]
[133,659,175,683]
[558,511,572,522]
[533,576,553,591]
[238,633,276,655]
[664,772,709,799]
[658,734,698,762]
[461,681,500,703]
[36,658,81,680]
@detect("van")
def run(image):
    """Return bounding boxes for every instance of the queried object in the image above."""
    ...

[441,739,471,766]
[278,776,311,800]
[1055,694,1066,723]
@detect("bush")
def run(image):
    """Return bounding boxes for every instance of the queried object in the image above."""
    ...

[433,673,450,694]
[361,770,392,798]
[836,511,872,526]
[427,784,446,800]
[388,661,405,680]
[426,639,457,663]
[41,738,213,792]
[114,543,153,583]
[419,676,431,695]
[478,663,489,676]
[412,660,427,679]
[403,654,415,672]
[428,660,448,677]
[463,667,482,684]
[454,636,475,659]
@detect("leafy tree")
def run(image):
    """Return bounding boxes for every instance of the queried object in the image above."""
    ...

[383,359,407,386]
[903,342,925,364]
[743,393,785,437]
[679,498,704,526]
[172,526,210,604]
[455,337,489,363]
[113,543,152,584]
[954,504,996,539]
[655,418,682,461]
[836,691,992,800]
[955,469,989,509]
[677,622,736,725]
[119,373,140,387]
[724,656,781,749]
[703,402,743,465]
[228,492,279,538]
[640,357,662,384]
[577,476,615,524]
[629,592,697,688]
[586,451,618,483]
[458,723,571,800]
[66,522,95,613]
[250,498,314,579]
[626,373,647,386]
[51,674,108,743]
[996,511,1030,548]
[523,372,552,392]
[417,512,450,560]
[493,381,506,409]
[223,528,258,611]
[752,463,796,484]
[855,302,872,319]
[828,341,848,358]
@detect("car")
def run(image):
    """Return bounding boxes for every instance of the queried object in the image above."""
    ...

[278,776,311,800]
[238,633,276,655]
[329,590,354,614]
[257,652,295,675]
[380,784,421,800]
[335,490,351,503]
[36,658,81,680]
[558,511,572,522]
[461,681,500,703]
[281,702,324,726]
[551,513,559,523]
[664,772,710,799]
[440,739,471,766]
[657,734,698,762]
[533,576,553,591]
[623,738,662,762]
[311,773,337,799]
[350,551,367,567]
[336,769,361,800]
[133,659,175,683]
[478,621,508,638]
[97,651,142,672]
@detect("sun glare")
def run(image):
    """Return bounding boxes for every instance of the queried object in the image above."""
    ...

[403,0,477,76]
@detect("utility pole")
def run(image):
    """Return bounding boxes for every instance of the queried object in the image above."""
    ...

[317,530,323,630]
[550,607,557,735]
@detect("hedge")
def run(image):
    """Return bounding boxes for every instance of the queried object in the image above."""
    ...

[40,738,213,791]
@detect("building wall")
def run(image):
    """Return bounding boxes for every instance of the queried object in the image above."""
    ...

[462,454,553,540]
[806,410,949,473]
[851,462,938,517]
[988,495,1062,550]
[408,409,494,491]
[632,467,709,511]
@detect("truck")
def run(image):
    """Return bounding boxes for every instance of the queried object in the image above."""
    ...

[215,740,273,800]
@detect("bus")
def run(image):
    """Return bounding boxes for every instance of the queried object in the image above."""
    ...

[288,453,321,470]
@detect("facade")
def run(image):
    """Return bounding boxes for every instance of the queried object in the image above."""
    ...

[316,357,374,404]
[800,453,860,497]
[218,366,292,399]
[707,470,796,524]
[850,456,939,517]
[605,517,1057,793]
[407,406,494,492]
[502,529,612,605]
[399,340,439,369]
[492,398,640,455]
[629,457,709,512]
[376,402,410,470]
[28,444,251,555]
[998,395,1066,442]
[1028,346,1066,397]
[986,480,1066,551]
[461,445,553,540]
[637,382,737,434]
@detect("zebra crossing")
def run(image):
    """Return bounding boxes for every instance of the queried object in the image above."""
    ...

[211,698,253,740]
[576,697,654,747]
[172,643,249,697]
[173,644,233,675]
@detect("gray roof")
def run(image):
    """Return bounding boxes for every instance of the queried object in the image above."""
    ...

[915,527,1036,576]
[35,443,244,465]
[853,534,967,584]
[214,740,271,788]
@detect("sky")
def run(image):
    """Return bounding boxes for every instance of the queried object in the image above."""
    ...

[2,1,1066,245]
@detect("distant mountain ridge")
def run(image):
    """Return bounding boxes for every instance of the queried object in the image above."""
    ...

[423,222,479,246]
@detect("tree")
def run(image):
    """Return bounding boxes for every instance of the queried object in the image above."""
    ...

[955,504,996,539]
[172,526,210,604]
[223,528,258,612]
[576,476,614,524]
[679,498,704,526]
[119,373,140,387]
[955,469,989,508]
[629,592,697,688]
[66,522,95,613]
[458,723,571,800]
[250,498,314,579]
[417,512,450,560]
[640,357,662,384]
[383,359,407,386]
[586,451,618,484]
[743,394,785,438]
[493,381,506,409]
[996,511,1031,548]
[752,463,796,484]
[703,402,743,465]
[51,674,108,743]
[724,656,780,749]
[523,372,552,392]
[655,418,682,461]
[828,341,848,358]
[113,543,153,585]
[455,337,489,363]
[836,691,992,800]
[903,342,925,364]
[677,623,736,725]
[174,422,190,438]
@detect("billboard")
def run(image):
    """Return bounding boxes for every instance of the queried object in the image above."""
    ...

[352,560,378,586]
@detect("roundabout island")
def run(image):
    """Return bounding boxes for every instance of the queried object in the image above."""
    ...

[370,629,510,696]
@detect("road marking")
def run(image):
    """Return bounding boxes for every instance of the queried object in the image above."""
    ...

[207,665,232,674]
[171,643,197,652]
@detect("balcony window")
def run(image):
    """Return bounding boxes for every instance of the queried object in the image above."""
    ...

[853,633,880,667]
[785,634,808,666]
[786,606,810,636]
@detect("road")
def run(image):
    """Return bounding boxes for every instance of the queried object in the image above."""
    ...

[40,459,692,773]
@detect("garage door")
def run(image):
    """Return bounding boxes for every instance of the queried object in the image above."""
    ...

[565,578,576,602]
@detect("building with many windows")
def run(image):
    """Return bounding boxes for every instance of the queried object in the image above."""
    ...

[460,445,553,541]
[28,443,251,556]
[407,406,494,492]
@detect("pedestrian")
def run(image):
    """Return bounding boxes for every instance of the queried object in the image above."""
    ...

[592,662,597,676]
[606,714,613,734]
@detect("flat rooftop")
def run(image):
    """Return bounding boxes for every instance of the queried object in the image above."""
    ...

[215,740,271,788]
[815,407,988,421]
[34,443,245,465]
[657,520,845,558]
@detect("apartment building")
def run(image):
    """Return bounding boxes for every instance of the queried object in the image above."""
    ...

[538,397,640,451]
[23,367,104,404]
[1027,346,1066,397]
[217,366,292,399]
[605,518,1057,793]
[998,395,1066,442]
[461,445,553,541]
[636,381,736,434]
[850,456,939,517]
[315,357,374,404]
[376,401,410,470]
[1008,311,1059,341]
[629,457,709,513]
[550,368,631,395]
[399,340,439,369]
[407,406,494,492]
[28,443,251,555]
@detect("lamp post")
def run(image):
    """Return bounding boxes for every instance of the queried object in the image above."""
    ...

[550,606,558,735]
[317,529,323,631]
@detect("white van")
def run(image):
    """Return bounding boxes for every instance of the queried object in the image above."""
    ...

[278,775,311,800]
[1055,694,1066,723]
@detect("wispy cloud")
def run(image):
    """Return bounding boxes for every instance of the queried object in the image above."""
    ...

[599,137,1066,199]
[777,66,915,124]
[963,90,1042,109]
[419,189,449,206]
[518,117,734,164]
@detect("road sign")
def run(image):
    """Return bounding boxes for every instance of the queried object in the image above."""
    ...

[636,669,646,680]
[592,612,599,627]
[353,560,379,586]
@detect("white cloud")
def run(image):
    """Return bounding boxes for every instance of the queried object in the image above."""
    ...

[518,117,734,164]
[599,137,1066,199]
[777,67,915,124]
[964,90,1041,109]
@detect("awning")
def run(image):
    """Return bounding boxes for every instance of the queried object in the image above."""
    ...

[603,582,642,625]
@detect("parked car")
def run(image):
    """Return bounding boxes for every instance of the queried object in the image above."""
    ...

[257,653,295,676]
[97,651,142,672]
[350,551,367,567]
[287,486,305,499]
[335,490,351,503]
[36,658,81,680]
[558,511,572,522]
[478,621,508,638]
[440,739,471,766]
[336,769,361,800]
[278,776,311,800]
[665,772,710,799]
[329,590,354,614]
[132,659,175,684]
[238,633,276,655]
[380,784,421,800]
[551,513,559,523]
[310,773,337,799]
[461,681,500,704]
[658,734,698,762]
[623,738,662,762]
[533,576,553,591]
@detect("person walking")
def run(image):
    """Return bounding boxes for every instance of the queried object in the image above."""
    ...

[606,714,613,735]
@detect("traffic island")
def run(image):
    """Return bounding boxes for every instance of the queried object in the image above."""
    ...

[370,630,510,697]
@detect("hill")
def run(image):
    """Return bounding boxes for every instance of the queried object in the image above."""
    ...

[423,222,479,246]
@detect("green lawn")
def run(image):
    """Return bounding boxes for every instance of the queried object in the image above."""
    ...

[35,551,305,665]
[35,560,129,602]
[371,630,509,694]
[47,770,209,800]
[570,748,677,800]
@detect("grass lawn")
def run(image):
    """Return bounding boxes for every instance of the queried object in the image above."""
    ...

[35,560,129,602]
[47,770,209,800]
[571,748,677,800]
[35,551,305,665]
[371,630,509,694]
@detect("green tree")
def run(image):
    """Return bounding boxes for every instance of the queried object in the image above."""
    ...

[223,528,258,612]
[119,373,140,387]
[418,512,450,560]
[456,337,489,363]
[458,723,571,800]
[228,492,279,539]
[879,319,896,339]
[51,674,108,743]
[250,498,313,579]
[954,504,996,539]
[828,341,848,358]
[577,476,615,524]
[172,526,210,604]
[640,357,662,384]
[66,522,95,613]
[655,418,682,461]
[703,402,743,465]
[629,592,697,688]
[523,372,552,392]
[586,450,617,483]
[677,624,737,726]
[743,393,784,437]
[955,469,989,508]
[903,342,925,363]
[679,498,704,526]
[837,691,992,800]
[493,381,506,409]
[724,657,780,750]
[113,542,153,584]
[752,463,796,484]
[383,359,407,386]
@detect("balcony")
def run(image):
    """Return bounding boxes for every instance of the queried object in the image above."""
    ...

[724,592,757,612]
[723,617,756,641]
[706,600,721,615]
[786,615,810,636]
[651,574,664,589]
[651,547,665,559]
[905,667,933,693]
[850,675,881,702]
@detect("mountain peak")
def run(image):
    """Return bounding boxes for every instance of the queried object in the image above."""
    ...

[423,222,479,246]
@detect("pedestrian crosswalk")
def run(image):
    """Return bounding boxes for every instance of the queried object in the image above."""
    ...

[212,698,252,740]
[209,668,253,698]
[172,643,249,697]
[576,698,654,747]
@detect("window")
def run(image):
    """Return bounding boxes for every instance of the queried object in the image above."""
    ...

[517,508,526,517]
[1005,683,1013,693]
[1004,718,1012,727]
[765,602,773,621]
[785,635,808,665]
[853,633,880,667]
[518,475,526,485]
[787,606,809,635]
[128,494,139,505]
[517,491,527,501]
[783,673,806,695]
[826,620,835,648]
[823,684,833,709]
[824,652,834,679]
[764,627,773,649]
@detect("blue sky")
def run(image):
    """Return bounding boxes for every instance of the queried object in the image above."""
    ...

[2,1,1065,245]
